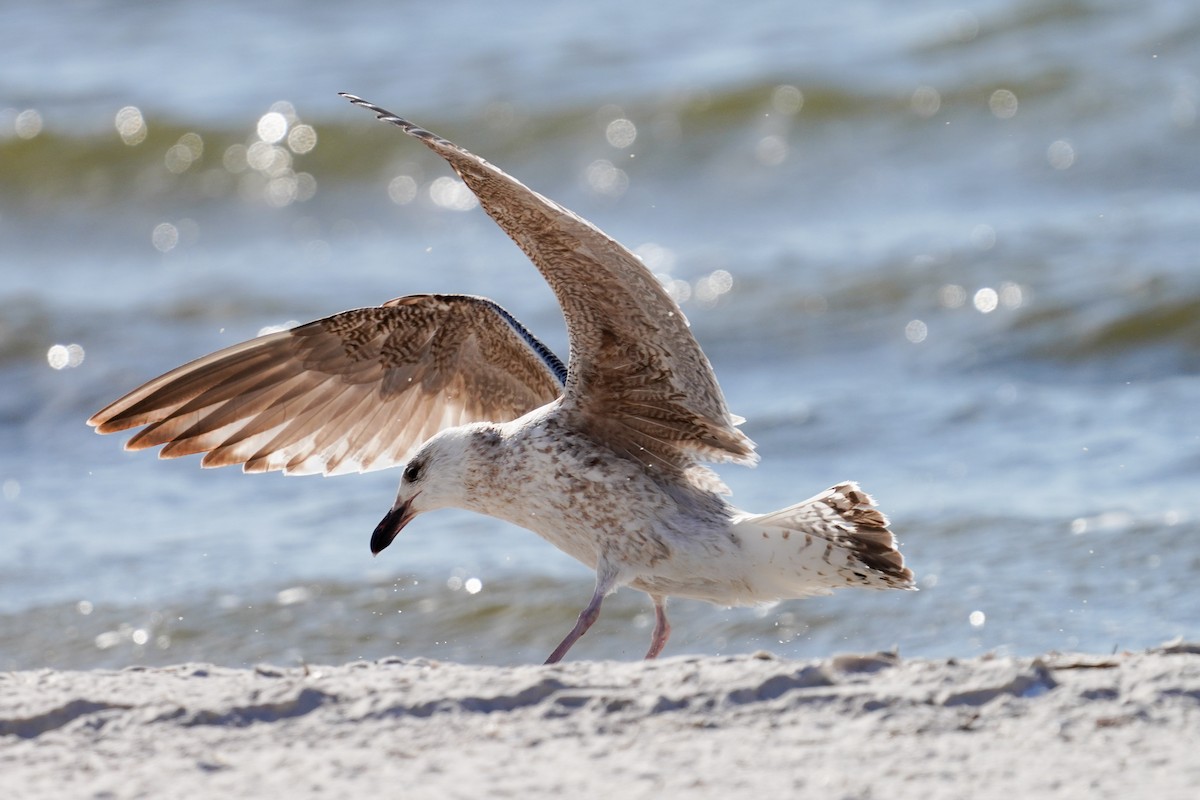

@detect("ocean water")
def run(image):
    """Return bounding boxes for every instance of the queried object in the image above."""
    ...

[2,0,1198,670]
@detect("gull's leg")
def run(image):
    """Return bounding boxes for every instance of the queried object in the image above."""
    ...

[544,561,618,665]
[543,589,603,665]
[644,595,671,659]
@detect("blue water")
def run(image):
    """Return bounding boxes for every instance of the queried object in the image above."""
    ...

[2,0,1198,670]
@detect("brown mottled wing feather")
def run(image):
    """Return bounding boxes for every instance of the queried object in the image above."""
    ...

[340,94,756,472]
[88,294,564,476]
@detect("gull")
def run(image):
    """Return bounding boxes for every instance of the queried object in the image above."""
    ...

[89,93,914,664]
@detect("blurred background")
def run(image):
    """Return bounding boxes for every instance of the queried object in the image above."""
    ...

[2,0,1198,670]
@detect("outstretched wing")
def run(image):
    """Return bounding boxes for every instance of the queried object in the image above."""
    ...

[341,94,755,474]
[88,294,564,476]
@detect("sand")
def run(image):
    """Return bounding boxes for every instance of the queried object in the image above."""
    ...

[2,641,1197,799]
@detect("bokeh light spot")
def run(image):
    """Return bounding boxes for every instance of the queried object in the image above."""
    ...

[179,132,203,158]
[287,124,317,154]
[1047,139,1075,170]
[911,86,941,118]
[257,111,288,144]
[276,586,312,605]
[164,143,195,174]
[585,159,629,197]
[247,141,291,176]
[15,109,43,139]
[755,135,787,166]
[999,282,1024,308]
[269,100,298,122]
[905,319,928,343]
[388,175,418,205]
[95,631,121,650]
[605,118,637,148]
[663,278,691,304]
[989,89,1018,119]
[47,343,85,370]
[264,175,298,207]
[115,106,147,145]
[771,85,804,115]
[973,287,999,313]
[223,143,249,173]
[152,222,179,253]
[634,242,676,272]
[938,284,967,309]
[294,172,317,202]
[429,176,480,210]
[694,269,733,306]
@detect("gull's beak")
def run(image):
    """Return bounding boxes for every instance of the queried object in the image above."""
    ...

[370,497,416,555]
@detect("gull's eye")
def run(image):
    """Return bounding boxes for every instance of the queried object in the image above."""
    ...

[403,461,422,484]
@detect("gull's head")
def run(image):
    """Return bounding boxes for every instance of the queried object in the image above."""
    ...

[369,424,499,555]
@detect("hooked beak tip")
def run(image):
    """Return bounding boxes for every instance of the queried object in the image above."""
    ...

[370,500,414,555]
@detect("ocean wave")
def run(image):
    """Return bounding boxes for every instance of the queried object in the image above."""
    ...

[0,65,1093,213]
[1010,291,1200,368]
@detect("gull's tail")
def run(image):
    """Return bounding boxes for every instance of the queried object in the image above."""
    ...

[730,482,915,601]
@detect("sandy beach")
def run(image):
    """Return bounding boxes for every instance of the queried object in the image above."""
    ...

[3,641,1196,799]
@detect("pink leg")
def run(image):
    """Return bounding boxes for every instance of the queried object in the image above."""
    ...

[644,596,670,659]
[544,591,604,664]
[544,565,617,665]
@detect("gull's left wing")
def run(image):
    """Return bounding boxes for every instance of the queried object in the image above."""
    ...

[341,95,756,475]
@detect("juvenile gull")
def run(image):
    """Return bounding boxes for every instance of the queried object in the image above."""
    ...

[89,93,914,663]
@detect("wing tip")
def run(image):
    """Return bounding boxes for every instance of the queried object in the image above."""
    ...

[90,416,140,435]
[88,403,131,432]
[339,92,446,148]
